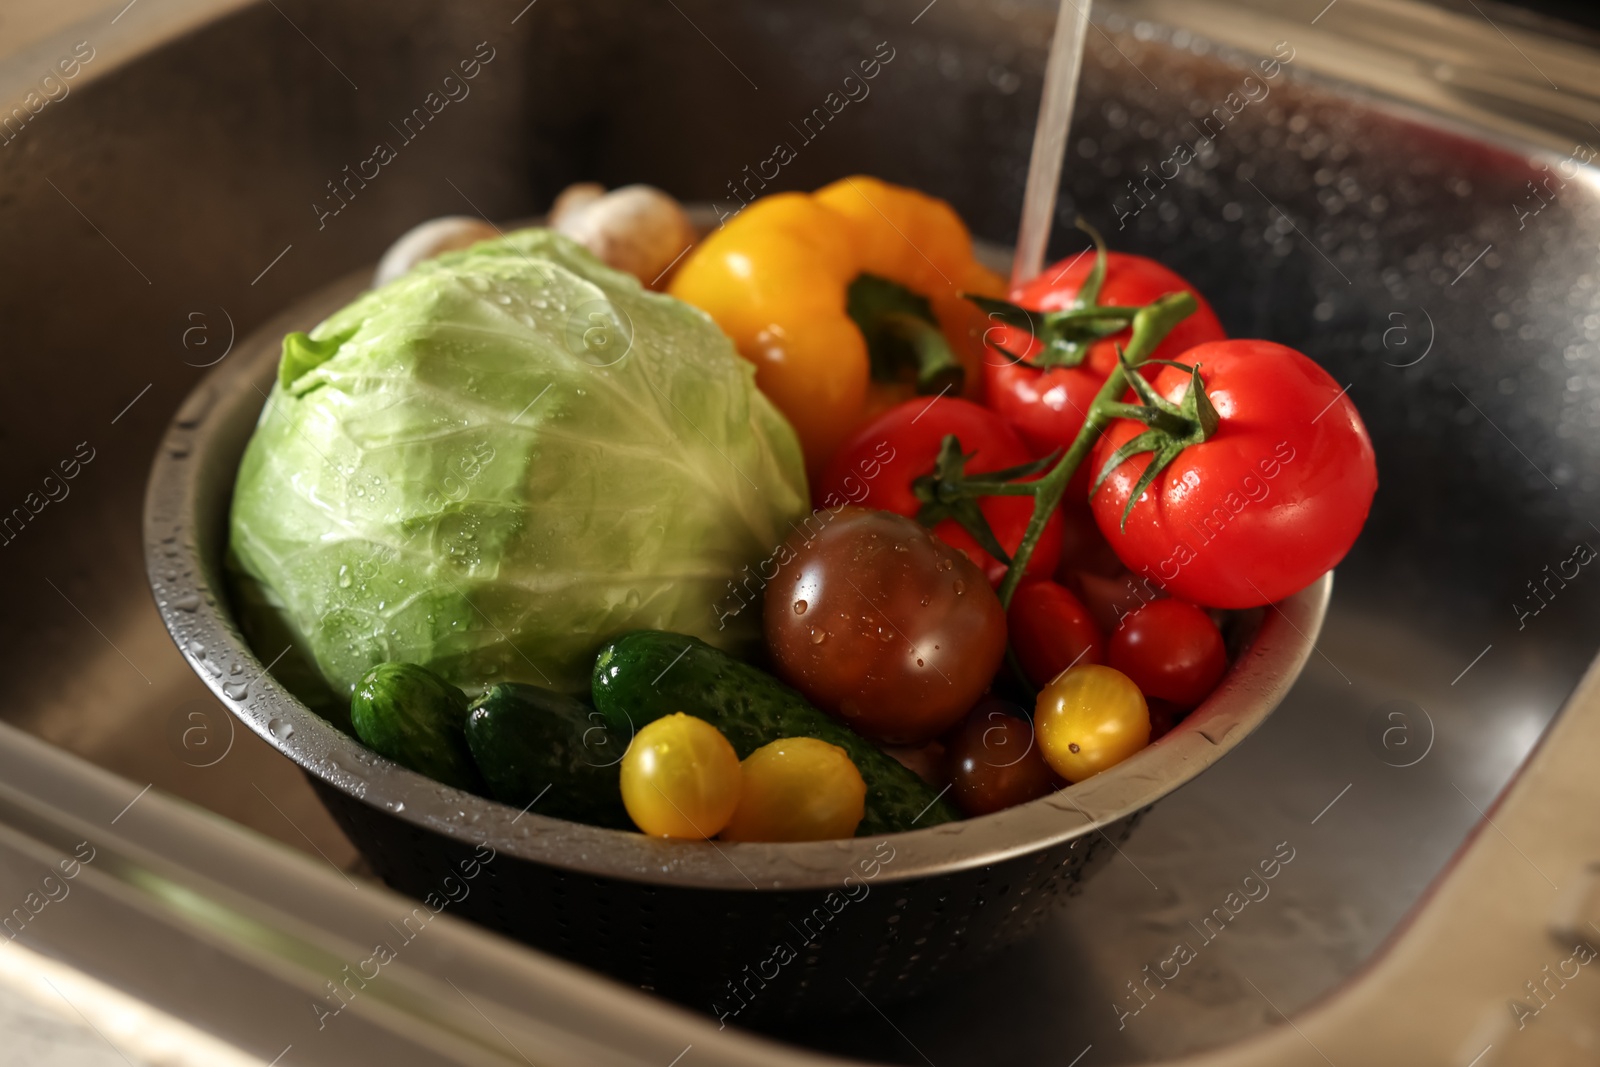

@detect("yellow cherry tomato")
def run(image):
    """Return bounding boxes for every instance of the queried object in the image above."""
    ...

[619,713,742,839]
[1034,665,1151,783]
[720,737,867,842]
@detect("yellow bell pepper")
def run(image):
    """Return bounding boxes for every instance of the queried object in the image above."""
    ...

[669,176,1005,475]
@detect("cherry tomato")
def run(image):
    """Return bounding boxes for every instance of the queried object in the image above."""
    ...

[1035,664,1150,782]
[982,252,1227,455]
[1090,340,1377,608]
[1069,570,1165,635]
[1148,698,1184,742]
[1056,501,1125,581]
[883,741,946,786]
[1109,599,1227,709]
[944,697,1057,816]
[764,507,1007,745]
[720,737,866,842]
[815,397,1063,585]
[1006,579,1104,689]
[619,713,742,839]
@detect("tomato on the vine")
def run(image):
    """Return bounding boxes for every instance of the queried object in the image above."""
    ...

[982,325,1108,459]
[1007,578,1104,689]
[1108,599,1226,709]
[982,252,1227,456]
[1090,339,1377,608]
[763,507,1007,745]
[816,397,1062,585]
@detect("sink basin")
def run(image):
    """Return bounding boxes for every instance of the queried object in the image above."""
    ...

[2,0,1597,1063]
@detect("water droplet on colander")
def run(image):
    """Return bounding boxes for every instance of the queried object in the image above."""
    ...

[222,680,248,701]
[172,593,201,612]
[810,628,827,644]
[794,599,808,615]
[268,717,294,741]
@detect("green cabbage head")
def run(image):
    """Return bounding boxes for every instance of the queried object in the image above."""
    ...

[228,228,807,710]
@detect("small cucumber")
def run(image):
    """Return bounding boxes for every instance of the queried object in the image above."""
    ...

[465,684,632,829]
[592,631,958,834]
[350,663,482,792]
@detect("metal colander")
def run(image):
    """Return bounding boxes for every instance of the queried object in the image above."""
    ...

[143,263,1327,1021]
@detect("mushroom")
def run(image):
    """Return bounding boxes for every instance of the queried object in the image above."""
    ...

[548,183,698,289]
[548,182,606,227]
[373,216,500,287]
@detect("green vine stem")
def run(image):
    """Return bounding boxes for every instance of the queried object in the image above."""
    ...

[993,290,1198,610]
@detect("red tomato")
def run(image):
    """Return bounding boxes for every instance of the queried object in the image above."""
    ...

[982,325,1107,458]
[1007,579,1104,689]
[763,507,1007,745]
[1056,502,1124,580]
[982,252,1227,456]
[1090,340,1377,608]
[1108,599,1226,708]
[1147,698,1184,742]
[1014,252,1228,378]
[1069,570,1165,635]
[816,397,1062,585]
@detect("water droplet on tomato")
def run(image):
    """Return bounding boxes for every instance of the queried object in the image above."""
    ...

[794,599,808,615]
[810,628,827,644]
[953,580,966,595]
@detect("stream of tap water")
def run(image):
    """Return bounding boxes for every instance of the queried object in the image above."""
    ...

[1011,0,1093,289]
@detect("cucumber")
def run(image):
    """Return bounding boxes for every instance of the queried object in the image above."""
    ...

[464,684,631,829]
[350,663,482,792]
[592,631,958,834]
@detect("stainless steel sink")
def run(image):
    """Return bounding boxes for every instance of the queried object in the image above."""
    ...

[2,0,1598,1064]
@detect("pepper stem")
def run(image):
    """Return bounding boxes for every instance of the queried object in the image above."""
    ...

[847,273,965,396]
[878,312,965,396]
